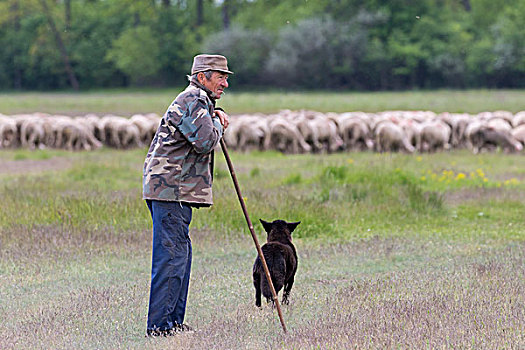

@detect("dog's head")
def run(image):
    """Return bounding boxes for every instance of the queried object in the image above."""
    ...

[260,219,300,243]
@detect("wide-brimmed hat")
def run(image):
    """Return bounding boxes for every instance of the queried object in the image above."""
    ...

[191,54,234,75]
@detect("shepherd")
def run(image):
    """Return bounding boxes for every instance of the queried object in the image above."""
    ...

[142,54,232,337]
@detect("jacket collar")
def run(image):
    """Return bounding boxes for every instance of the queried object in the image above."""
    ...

[190,80,218,103]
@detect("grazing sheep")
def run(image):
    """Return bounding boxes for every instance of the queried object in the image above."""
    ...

[416,120,452,152]
[309,113,344,153]
[374,121,415,153]
[510,124,525,148]
[45,115,67,148]
[130,114,159,145]
[79,114,106,143]
[100,115,142,149]
[398,118,422,150]
[59,122,85,150]
[339,116,375,151]
[265,116,312,154]
[0,115,17,148]
[295,112,324,151]
[470,126,523,153]
[439,112,472,148]
[295,111,343,153]
[231,114,270,152]
[464,119,484,152]
[19,114,48,149]
[222,115,241,149]
[490,110,514,125]
[512,111,525,128]
[71,118,103,151]
[50,117,96,151]
[253,219,299,307]
[486,117,513,133]
[3,109,524,154]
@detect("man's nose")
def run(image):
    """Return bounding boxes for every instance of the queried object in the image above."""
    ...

[222,80,228,88]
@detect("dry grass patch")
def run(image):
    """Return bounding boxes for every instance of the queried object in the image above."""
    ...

[0,157,74,175]
[1,224,149,264]
[1,229,524,349]
[283,243,525,349]
[444,187,525,205]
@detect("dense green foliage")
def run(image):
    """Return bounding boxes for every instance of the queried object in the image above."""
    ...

[0,0,524,91]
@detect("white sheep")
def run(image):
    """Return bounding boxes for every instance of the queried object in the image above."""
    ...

[511,124,525,147]
[130,114,159,145]
[100,115,142,149]
[333,113,374,151]
[0,115,17,148]
[374,120,415,153]
[295,111,343,153]
[416,119,452,152]
[265,115,312,154]
[512,111,525,128]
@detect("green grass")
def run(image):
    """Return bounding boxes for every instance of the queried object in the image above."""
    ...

[0,148,524,348]
[1,88,525,115]
[1,149,523,241]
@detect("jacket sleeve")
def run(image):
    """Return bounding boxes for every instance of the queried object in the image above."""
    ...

[175,97,223,154]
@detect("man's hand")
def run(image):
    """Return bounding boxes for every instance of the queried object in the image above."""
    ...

[215,109,229,129]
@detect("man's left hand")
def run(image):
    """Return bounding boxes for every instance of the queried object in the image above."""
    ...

[215,110,229,129]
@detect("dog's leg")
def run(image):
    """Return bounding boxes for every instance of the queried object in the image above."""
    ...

[282,276,295,305]
[254,273,262,307]
[267,296,275,309]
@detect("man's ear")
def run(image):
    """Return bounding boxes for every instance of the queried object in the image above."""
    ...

[287,221,301,233]
[197,72,207,84]
[259,219,272,234]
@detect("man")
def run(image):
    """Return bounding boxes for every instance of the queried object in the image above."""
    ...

[142,54,232,336]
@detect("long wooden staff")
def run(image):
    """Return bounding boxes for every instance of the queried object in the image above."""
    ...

[219,138,288,333]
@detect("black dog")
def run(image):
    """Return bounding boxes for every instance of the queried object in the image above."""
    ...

[253,219,299,307]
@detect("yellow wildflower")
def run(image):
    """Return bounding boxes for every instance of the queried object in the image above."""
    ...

[504,178,519,186]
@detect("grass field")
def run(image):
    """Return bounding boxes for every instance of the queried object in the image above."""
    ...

[1,88,525,115]
[0,90,524,349]
[1,147,524,349]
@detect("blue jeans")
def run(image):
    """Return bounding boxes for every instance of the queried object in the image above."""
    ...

[146,200,193,331]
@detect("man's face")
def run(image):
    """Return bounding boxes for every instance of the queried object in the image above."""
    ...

[199,71,229,99]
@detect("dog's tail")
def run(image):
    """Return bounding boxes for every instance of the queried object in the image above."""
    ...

[257,244,286,301]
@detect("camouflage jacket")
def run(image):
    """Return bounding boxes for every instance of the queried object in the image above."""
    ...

[142,82,223,206]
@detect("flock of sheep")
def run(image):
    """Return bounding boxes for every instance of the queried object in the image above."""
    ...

[0,113,159,151]
[225,110,525,154]
[1,110,524,154]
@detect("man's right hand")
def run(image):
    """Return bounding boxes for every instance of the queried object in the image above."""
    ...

[215,110,229,129]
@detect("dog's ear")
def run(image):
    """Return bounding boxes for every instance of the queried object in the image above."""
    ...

[287,221,301,233]
[259,219,272,233]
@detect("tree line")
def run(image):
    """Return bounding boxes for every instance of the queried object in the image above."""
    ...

[0,0,524,91]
